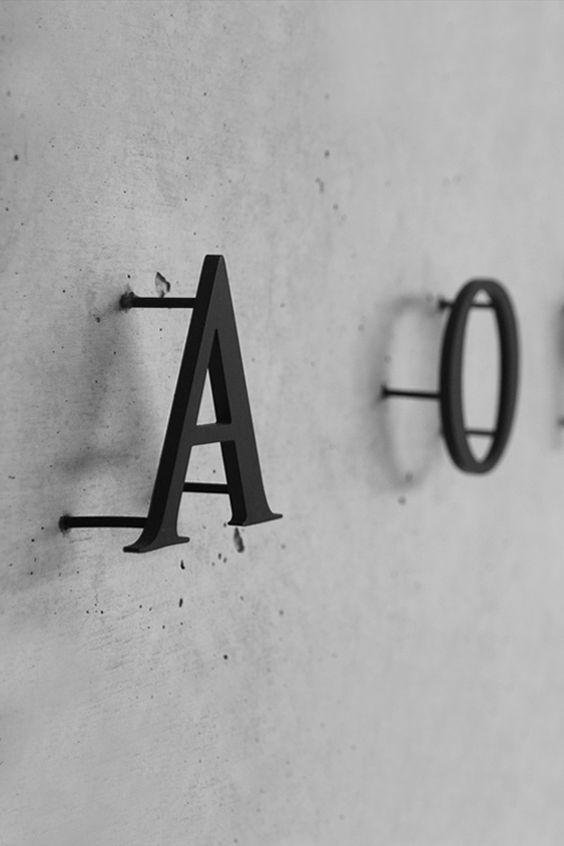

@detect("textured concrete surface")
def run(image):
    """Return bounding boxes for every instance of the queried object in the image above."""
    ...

[3,1,564,844]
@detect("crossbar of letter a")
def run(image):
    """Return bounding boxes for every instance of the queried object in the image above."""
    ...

[124,255,281,553]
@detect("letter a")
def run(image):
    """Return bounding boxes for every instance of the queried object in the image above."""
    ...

[124,255,282,553]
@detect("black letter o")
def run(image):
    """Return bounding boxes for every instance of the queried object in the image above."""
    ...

[440,279,519,474]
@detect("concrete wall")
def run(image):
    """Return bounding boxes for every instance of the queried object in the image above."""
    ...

[3,1,564,843]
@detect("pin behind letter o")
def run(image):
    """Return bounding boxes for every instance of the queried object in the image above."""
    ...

[439,279,519,474]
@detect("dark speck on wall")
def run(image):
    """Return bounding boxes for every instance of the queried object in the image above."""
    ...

[233,528,244,553]
[315,177,325,193]
[13,154,18,161]
[180,560,185,570]
[179,597,183,607]
[154,271,171,297]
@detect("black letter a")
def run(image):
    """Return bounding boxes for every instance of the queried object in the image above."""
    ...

[124,256,281,553]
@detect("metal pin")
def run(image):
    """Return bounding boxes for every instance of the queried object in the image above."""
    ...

[381,385,440,400]
[120,293,196,310]
[438,297,493,311]
[59,515,146,531]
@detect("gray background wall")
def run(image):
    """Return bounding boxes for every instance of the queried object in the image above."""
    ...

[2,1,564,844]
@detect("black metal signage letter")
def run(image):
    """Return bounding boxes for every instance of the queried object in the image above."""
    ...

[439,279,519,473]
[124,255,281,552]
[382,279,520,474]
[60,255,281,552]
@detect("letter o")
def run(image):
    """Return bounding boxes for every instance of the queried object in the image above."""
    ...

[439,279,519,474]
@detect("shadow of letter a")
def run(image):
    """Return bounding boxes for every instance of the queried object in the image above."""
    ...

[124,255,282,553]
